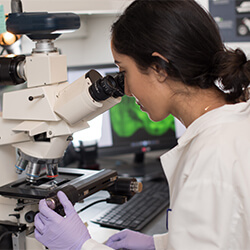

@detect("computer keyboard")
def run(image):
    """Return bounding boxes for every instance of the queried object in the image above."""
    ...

[92,179,169,231]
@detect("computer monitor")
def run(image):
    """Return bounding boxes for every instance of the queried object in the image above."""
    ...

[66,64,185,178]
[98,96,177,157]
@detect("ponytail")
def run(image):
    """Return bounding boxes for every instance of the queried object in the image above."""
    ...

[213,48,250,102]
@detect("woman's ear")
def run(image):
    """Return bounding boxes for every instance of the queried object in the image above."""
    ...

[152,52,169,63]
[151,52,169,81]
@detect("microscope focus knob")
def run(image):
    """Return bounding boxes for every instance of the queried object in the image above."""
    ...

[24,211,37,223]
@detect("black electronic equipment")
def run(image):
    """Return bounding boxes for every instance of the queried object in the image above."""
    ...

[6,12,80,40]
[92,179,170,231]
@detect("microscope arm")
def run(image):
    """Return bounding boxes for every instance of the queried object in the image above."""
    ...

[1,65,123,182]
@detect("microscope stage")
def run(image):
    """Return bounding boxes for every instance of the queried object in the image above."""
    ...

[0,168,117,201]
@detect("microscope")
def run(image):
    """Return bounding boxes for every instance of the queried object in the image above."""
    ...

[0,0,141,249]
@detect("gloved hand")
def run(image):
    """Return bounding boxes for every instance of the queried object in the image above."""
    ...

[105,229,155,250]
[34,191,91,250]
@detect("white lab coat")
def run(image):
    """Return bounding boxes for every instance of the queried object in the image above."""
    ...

[155,100,250,250]
[82,101,250,250]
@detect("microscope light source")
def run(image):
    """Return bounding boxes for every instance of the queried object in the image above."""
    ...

[0,31,22,54]
[0,31,16,45]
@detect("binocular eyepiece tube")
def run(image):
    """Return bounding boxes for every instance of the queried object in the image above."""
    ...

[88,70,125,101]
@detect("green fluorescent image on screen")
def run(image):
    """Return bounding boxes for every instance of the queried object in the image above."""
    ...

[110,96,175,137]
[109,95,176,152]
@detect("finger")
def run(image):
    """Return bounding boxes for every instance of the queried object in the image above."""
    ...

[34,213,45,234]
[106,231,126,247]
[35,212,47,224]
[106,240,126,250]
[105,239,115,248]
[105,238,113,247]
[57,191,75,216]
[38,199,50,216]
[34,227,43,241]
[107,230,127,242]
[39,199,59,220]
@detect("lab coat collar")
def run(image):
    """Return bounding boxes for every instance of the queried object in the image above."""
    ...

[178,100,250,147]
[160,100,250,182]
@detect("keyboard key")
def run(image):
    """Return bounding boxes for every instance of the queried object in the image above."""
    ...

[92,180,170,231]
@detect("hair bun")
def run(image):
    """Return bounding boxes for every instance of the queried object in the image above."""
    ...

[213,48,250,102]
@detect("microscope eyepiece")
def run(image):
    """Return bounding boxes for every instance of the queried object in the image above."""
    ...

[88,71,124,101]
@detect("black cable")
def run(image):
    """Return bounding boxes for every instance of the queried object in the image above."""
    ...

[77,199,107,214]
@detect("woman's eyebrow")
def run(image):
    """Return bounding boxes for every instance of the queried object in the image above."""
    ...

[114,60,121,65]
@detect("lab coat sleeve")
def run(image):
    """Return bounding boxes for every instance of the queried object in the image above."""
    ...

[81,239,113,250]
[154,233,168,250]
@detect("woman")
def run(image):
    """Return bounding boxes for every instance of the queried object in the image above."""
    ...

[34,0,250,249]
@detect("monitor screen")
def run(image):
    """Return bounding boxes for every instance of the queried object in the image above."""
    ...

[65,64,185,178]
[98,95,177,157]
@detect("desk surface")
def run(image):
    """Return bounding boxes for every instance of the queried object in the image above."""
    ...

[65,150,168,243]
[75,190,167,244]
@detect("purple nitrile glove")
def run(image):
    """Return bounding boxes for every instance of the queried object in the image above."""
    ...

[34,191,91,250]
[105,229,155,250]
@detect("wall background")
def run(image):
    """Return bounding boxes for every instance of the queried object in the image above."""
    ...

[3,0,250,67]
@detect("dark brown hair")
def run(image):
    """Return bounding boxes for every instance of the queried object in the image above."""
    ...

[112,0,250,102]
